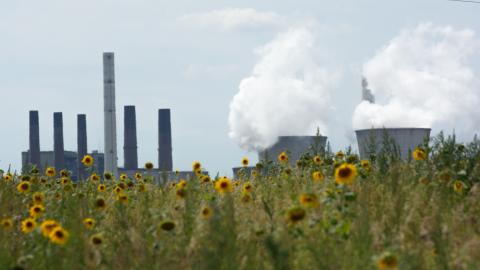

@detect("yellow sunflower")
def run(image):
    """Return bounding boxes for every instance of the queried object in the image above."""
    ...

[201,175,211,183]
[453,180,466,193]
[32,192,45,205]
[21,218,37,234]
[285,207,306,224]
[299,193,319,208]
[242,182,253,193]
[45,167,56,177]
[135,173,143,181]
[120,174,128,181]
[17,181,31,193]
[192,161,201,171]
[360,160,371,171]
[335,163,358,185]
[413,148,426,161]
[29,204,45,219]
[90,173,100,182]
[90,234,103,246]
[116,193,128,204]
[312,171,325,182]
[95,197,106,210]
[200,206,213,219]
[241,157,249,167]
[40,220,59,237]
[103,172,113,181]
[376,252,398,270]
[145,162,154,170]
[313,155,322,164]
[3,174,13,182]
[177,179,187,189]
[215,177,233,193]
[81,155,94,167]
[83,218,95,229]
[1,218,13,229]
[278,152,288,163]
[49,227,70,245]
[98,184,106,192]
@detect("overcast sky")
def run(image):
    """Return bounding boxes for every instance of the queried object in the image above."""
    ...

[1,0,479,176]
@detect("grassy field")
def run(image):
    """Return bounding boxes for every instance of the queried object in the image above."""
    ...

[1,133,480,270]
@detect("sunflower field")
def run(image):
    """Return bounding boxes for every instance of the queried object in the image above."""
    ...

[1,133,480,269]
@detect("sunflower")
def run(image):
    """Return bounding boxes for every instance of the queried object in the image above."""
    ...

[177,179,187,189]
[278,152,288,163]
[32,192,45,205]
[285,207,306,224]
[200,206,213,219]
[160,221,176,231]
[413,148,426,161]
[81,155,94,167]
[120,174,128,181]
[453,180,465,193]
[242,183,253,193]
[45,167,56,177]
[176,188,187,199]
[60,170,69,178]
[251,170,258,178]
[175,170,180,176]
[95,197,106,210]
[29,204,45,218]
[97,184,106,192]
[195,169,202,177]
[49,227,69,245]
[17,181,31,193]
[21,218,37,234]
[117,193,128,204]
[313,156,322,164]
[104,172,113,181]
[215,177,233,193]
[335,163,357,185]
[360,160,371,171]
[83,218,95,229]
[135,173,143,181]
[1,218,13,229]
[113,186,122,195]
[145,162,154,170]
[3,174,13,182]
[61,177,70,185]
[90,234,103,246]
[376,252,398,270]
[241,157,249,167]
[312,171,325,182]
[90,173,100,182]
[137,183,147,192]
[192,161,201,171]
[40,220,59,237]
[201,175,211,183]
[335,151,345,159]
[299,193,319,208]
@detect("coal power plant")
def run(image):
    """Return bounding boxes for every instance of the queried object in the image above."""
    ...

[258,135,328,164]
[355,128,431,160]
[22,52,199,182]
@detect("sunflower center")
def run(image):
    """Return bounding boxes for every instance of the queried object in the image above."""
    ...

[338,168,352,178]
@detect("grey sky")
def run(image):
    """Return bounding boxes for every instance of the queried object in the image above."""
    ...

[1,0,479,175]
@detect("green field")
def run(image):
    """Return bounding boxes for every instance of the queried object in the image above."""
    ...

[1,133,480,270]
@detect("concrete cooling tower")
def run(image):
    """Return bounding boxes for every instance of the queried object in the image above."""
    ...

[355,128,431,160]
[258,136,327,164]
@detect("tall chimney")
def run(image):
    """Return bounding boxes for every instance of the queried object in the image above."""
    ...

[53,112,65,170]
[29,111,41,170]
[158,109,173,171]
[124,106,138,170]
[77,114,88,180]
[103,52,118,176]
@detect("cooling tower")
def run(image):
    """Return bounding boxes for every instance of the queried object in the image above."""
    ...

[124,105,138,170]
[103,52,118,176]
[158,109,173,171]
[355,128,431,160]
[53,112,65,170]
[77,114,88,180]
[29,111,41,170]
[258,136,328,164]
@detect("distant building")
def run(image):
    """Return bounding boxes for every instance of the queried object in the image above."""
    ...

[22,150,104,181]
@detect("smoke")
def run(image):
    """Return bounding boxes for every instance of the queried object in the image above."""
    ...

[353,23,480,138]
[228,27,335,151]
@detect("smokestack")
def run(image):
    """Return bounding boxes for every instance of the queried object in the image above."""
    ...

[29,111,41,170]
[77,114,88,180]
[103,52,118,176]
[124,106,138,170]
[158,109,173,171]
[53,112,65,170]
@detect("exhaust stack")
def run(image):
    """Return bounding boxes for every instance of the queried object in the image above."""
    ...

[103,52,118,176]
[53,112,65,170]
[124,105,138,170]
[158,109,173,171]
[77,114,88,180]
[29,111,41,170]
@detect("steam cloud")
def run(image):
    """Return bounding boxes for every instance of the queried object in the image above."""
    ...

[228,27,334,151]
[353,23,480,138]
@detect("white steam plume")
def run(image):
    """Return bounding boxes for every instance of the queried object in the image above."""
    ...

[353,23,480,138]
[228,27,334,151]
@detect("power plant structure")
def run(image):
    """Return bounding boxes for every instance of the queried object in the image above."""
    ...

[355,128,431,160]
[23,52,201,182]
[258,135,328,165]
